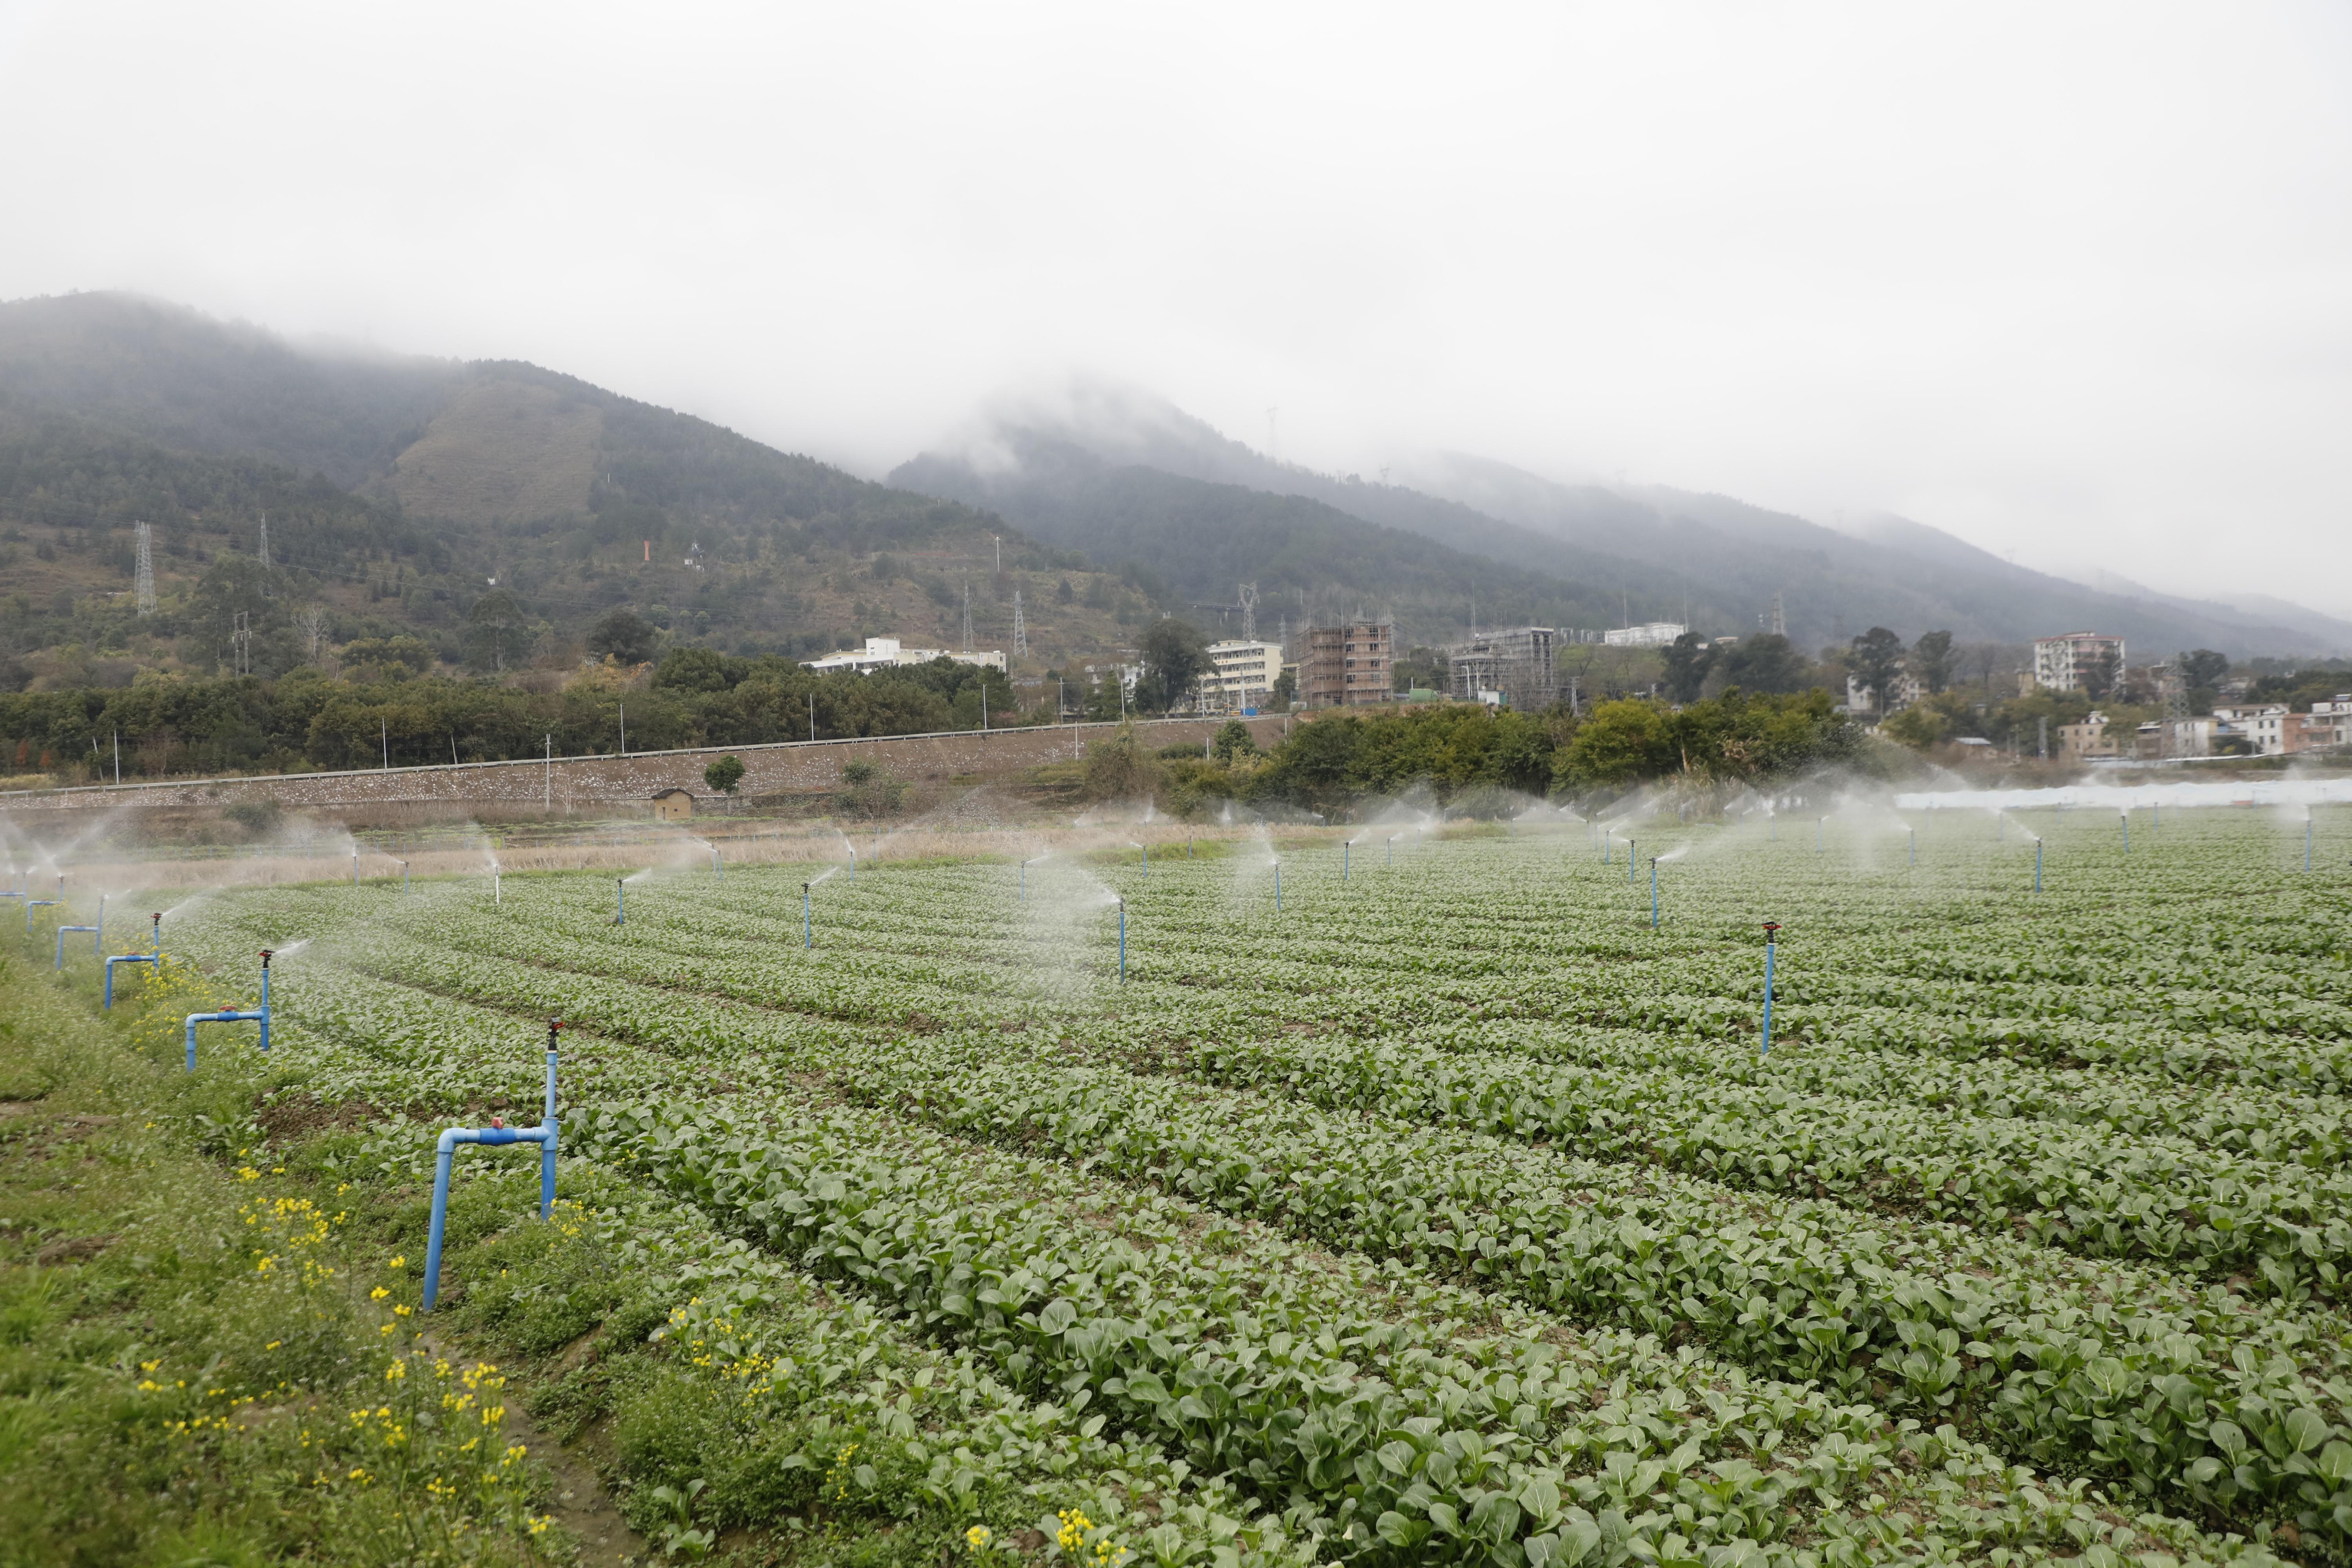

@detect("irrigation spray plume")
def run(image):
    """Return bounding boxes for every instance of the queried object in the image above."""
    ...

[105,912,163,1009]
[423,1019,561,1312]
[1760,924,1780,1058]
[185,949,272,1071]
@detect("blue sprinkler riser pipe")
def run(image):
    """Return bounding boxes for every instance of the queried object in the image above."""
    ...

[2122,813,2131,853]
[1650,858,1659,931]
[1141,843,1148,877]
[1343,841,1350,881]
[184,951,270,1071]
[2307,816,2314,872]
[402,861,410,893]
[55,926,98,969]
[421,1023,561,1313]
[2035,838,2043,895]
[1628,840,1636,882]
[803,882,812,947]
[105,955,155,1008]
[106,913,164,1008]
[1117,900,1127,983]
[616,878,625,925]
[1909,829,1916,868]
[1274,860,1281,911]
[1760,925,1779,1058]
[25,898,56,933]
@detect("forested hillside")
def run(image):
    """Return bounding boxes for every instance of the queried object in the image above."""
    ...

[0,294,1162,695]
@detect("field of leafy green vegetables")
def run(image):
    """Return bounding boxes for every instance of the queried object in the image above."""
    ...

[124,804,2352,1567]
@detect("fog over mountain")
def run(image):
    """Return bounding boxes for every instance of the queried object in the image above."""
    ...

[2,5,2345,628]
[895,382,2350,659]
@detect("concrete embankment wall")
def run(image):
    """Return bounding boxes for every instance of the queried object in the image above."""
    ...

[0,715,1293,817]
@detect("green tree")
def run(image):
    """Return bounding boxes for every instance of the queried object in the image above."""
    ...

[702,753,745,794]
[1211,719,1257,763]
[587,608,658,666]
[1558,700,1675,788]
[1718,633,1811,695]
[1134,618,1211,713]
[1847,627,1906,715]
[1910,630,1955,694]
[1660,631,1716,704]
[656,646,739,693]
[464,588,532,673]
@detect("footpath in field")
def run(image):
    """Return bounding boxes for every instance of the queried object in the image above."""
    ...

[65,807,2352,1566]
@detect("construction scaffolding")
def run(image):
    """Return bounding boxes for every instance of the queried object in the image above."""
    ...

[1447,626,1559,710]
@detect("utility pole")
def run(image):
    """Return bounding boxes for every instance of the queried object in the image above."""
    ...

[544,733,552,810]
[112,728,120,785]
[962,581,973,652]
[381,718,389,771]
[809,692,817,742]
[993,535,1000,572]
[619,704,626,757]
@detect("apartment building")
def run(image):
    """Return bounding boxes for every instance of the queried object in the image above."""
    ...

[1200,639,1284,713]
[2033,632,2127,693]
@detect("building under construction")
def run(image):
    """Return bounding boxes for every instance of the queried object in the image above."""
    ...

[1448,626,1558,710]
[1301,621,1394,708]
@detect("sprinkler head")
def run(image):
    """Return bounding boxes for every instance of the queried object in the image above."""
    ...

[548,1018,563,1042]
[259,949,274,968]
[1762,922,1780,942]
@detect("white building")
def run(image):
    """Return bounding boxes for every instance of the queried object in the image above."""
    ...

[802,636,1006,675]
[2032,632,2127,693]
[1847,671,1926,716]
[1604,621,1688,649]
[2212,703,2292,756]
[2309,695,2352,749]
[1201,639,1284,713]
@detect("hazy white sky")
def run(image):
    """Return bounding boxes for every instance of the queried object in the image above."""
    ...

[3,2,2348,613]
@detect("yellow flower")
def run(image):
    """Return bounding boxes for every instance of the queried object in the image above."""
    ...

[966,1526,994,1553]
[370,1287,390,1300]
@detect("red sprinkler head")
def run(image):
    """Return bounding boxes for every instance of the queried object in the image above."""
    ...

[259,948,274,968]
[1762,922,1780,942]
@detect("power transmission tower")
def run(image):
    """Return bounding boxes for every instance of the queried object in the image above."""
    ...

[258,514,270,568]
[2162,653,2190,759]
[1238,583,1258,642]
[230,611,252,676]
[1011,589,1027,657]
[133,521,156,615]
[962,580,973,652]
[1769,592,1786,638]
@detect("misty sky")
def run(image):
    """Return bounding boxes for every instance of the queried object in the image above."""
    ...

[3,3,2348,616]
